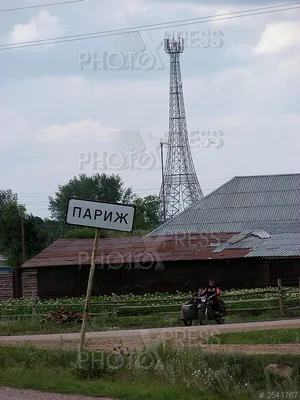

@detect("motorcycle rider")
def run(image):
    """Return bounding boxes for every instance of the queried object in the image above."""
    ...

[186,292,199,305]
[201,280,225,314]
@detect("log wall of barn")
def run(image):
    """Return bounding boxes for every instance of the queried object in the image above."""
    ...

[0,273,14,301]
[22,269,38,298]
[35,258,265,299]
[268,258,300,285]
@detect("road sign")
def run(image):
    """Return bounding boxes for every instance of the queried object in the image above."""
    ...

[67,198,136,363]
[66,198,135,232]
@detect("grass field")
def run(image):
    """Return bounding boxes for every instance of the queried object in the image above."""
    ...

[207,328,300,345]
[1,344,300,400]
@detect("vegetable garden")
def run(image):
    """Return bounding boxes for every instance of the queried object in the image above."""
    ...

[1,281,300,320]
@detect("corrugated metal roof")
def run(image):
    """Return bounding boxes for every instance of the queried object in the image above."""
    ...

[227,230,271,244]
[213,232,300,258]
[0,266,13,274]
[251,230,272,239]
[22,233,247,268]
[21,229,300,269]
[149,173,300,235]
[246,232,300,258]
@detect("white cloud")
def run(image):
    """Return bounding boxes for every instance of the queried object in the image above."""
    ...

[226,44,253,59]
[253,21,300,55]
[270,56,300,85]
[36,119,119,143]
[187,4,266,27]
[8,10,66,46]
[1,0,300,218]
[0,107,33,149]
[215,116,248,128]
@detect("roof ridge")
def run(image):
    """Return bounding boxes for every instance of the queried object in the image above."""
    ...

[233,172,300,179]
[148,176,236,235]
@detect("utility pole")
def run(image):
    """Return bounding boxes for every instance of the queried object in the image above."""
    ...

[20,214,25,263]
[14,211,26,298]
[160,141,166,223]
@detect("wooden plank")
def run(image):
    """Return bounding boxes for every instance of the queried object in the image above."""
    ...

[0,273,13,301]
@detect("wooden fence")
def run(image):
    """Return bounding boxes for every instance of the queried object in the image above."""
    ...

[1,278,300,320]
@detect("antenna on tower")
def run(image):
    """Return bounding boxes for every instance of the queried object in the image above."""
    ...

[159,36,203,221]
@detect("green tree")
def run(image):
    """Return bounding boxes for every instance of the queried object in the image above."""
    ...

[0,189,18,204]
[0,191,47,265]
[48,173,134,222]
[43,218,66,245]
[65,227,106,239]
[133,195,161,231]
[23,215,48,260]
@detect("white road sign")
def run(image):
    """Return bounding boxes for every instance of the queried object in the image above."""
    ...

[66,198,135,232]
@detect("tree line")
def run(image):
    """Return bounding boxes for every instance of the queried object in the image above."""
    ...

[0,173,162,266]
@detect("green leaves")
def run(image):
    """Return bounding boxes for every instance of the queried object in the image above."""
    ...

[0,190,47,266]
[132,195,161,231]
[48,173,161,238]
[48,173,135,222]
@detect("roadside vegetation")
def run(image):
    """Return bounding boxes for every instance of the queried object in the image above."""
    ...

[3,287,300,316]
[1,344,300,400]
[1,287,299,335]
[2,287,300,316]
[2,311,300,336]
[207,328,300,345]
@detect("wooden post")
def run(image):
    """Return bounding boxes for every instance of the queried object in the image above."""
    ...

[77,228,100,365]
[299,277,300,306]
[112,293,118,317]
[31,290,37,315]
[21,214,26,264]
[277,278,284,316]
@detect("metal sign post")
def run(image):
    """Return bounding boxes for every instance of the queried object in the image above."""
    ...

[65,198,135,364]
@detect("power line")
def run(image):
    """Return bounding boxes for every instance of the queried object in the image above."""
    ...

[0,0,85,13]
[19,186,219,201]
[14,177,232,195]
[0,2,299,50]
[16,180,231,197]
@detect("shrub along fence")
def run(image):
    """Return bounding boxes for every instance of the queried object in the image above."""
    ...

[1,278,300,321]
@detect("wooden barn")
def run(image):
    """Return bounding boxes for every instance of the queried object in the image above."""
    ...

[0,255,14,301]
[18,172,300,299]
[20,231,300,299]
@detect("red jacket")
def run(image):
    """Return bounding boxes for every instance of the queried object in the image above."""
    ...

[201,285,221,300]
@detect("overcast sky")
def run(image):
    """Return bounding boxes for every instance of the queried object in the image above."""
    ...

[0,0,299,218]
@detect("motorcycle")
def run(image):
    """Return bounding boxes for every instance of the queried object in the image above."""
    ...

[198,295,226,325]
[181,295,226,326]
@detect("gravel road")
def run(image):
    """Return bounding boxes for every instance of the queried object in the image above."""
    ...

[1,319,300,353]
[0,387,117,400]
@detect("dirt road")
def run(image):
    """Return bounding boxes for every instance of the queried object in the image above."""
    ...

[1,319,300,354]
[0,387,116,400]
